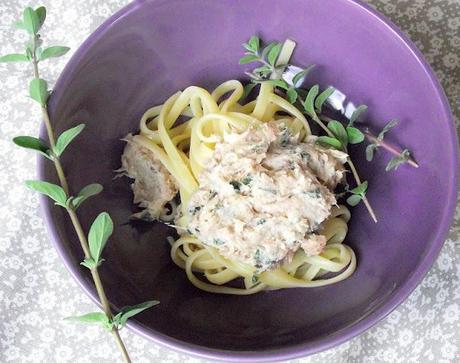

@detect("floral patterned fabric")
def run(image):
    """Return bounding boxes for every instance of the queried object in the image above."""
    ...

[0,0,458,362]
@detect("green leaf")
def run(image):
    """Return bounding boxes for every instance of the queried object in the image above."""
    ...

[80,258,98,269]
[23,7,40,35]
[378,119,398,141]
[71,183,103,209]
[88,212,114,265]
[239,54,259,65]
[292,64,315,87]
[349,104,368,126]
[29,78,48,106]
[25,41,34,60]
[385,149,410,172]
[243,36,259,54]
[346,127,365,144]
[346,194,362,207]
[25,180,67,207]
[35,47,43,60]
[287,87,298,104]
[350,181,368,196]
[12,20,25,30]
[316,136,342,150]
[248,36,260,52]
[35,6,46,29]
[241,83,256,101]
[39,46,70,61]
[314,86,335,113]
[261,42,278,59]
[253,65,271,76]
[54,124,85,156]
[303,85,319,119]
[242,35,260,53]
[258,79,289,90]
[327,121,348,147]
[267,43,282,66]
[0,53,29,62]
[113,301,159,328]
[13,136,51,159]
[65,312,113,331]
[366,143,378,161]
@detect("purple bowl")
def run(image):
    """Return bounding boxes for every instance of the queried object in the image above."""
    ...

[39,0,458,361]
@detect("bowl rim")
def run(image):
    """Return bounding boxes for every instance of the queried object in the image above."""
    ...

[38,0,459,361]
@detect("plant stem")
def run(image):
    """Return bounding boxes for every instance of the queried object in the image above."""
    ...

[32,39,132,363]
[112,330,131,362]
[364,132,419,168]
[313,114,377,222]
[313,115,334,137]
[347,157,378,223]
[320,115,419,169]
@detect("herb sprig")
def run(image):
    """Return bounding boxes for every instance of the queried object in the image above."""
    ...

[1,7,158,363]
[239,36,419,222]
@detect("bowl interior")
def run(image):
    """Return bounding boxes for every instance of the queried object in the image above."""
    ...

[42,0,457,360]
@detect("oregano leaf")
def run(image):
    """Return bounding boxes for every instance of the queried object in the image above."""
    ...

[385,149,410,171]
[12,20,25,30]
[350,181,368,196]
[88,212,114,265]
[35,6,46,29]
[29,78,48,106]
[13,135,52,159]
[378,119,399,141]
[0,53,29,62]
[80,258,98,269]
[267,43,282,66]
[239,54,259,65]
[253,65,271,76]
[113,301,160,328]
[54,123,85,156]
[71,183,103,209]
[258,79,289,90]
[286,87,298,104]
[316,136,342,150]
[346,194,362,207]
[292,64,315,87]
[261,42,277,59]
[39,46,70,61]
[241,83,256,101]
[327,121,348,147]
[346,127,365,144]
[23,7,40,35]
[65,312,113,331]
[314,86,335,113]
[349,104,368,126]
[248,36,260,53]
[25,180,67,206]
[366,143,378,161]
[303,85,319,119]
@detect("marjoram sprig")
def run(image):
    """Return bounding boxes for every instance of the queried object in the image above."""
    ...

[239,35,419,223]
[1,6,158,363]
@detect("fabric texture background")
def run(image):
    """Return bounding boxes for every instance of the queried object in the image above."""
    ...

[0,0,458,362]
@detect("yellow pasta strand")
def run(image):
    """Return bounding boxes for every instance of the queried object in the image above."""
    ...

[133,79,356,295]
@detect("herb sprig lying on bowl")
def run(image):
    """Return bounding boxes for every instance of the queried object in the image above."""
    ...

[240,36,419,222]
[0,6,158,363]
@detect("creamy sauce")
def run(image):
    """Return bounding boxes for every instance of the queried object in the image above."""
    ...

[187,121,347,272]
[120,135,178,220]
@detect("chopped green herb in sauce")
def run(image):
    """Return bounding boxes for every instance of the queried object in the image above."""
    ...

[229,180,241,191]
[213,238,226,245]
[189,205,201,215]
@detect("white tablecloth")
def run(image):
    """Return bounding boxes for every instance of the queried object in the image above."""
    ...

[0,0,458,362]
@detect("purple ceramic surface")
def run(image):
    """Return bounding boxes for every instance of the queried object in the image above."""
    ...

[38,0,458,361]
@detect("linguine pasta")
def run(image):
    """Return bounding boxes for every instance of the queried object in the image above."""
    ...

[128,80,356,295]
